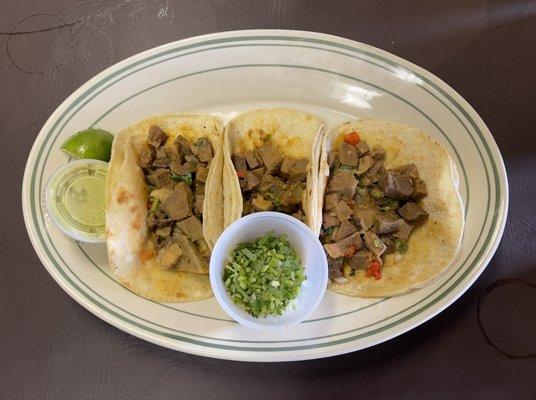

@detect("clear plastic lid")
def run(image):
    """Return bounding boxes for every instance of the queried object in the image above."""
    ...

[43,159,108,244]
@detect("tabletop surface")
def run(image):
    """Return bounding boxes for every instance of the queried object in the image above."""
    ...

[2,0,535,398]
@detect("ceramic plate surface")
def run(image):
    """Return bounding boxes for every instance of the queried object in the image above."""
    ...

[22,30,508,362]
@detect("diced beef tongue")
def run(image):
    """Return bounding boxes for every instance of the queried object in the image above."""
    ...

[251,167,265,178]
[155,225,172,238]
[171,160,196,175]
[352,207,376,231]
[393,219,413,239]
[328,151,339,169]
[356,141,370,157]
[196,238,210,257]
[152,146,170,168]
[174,234,208,274]
[152,157,170,168]
[244,150,259,169]
[348,250,372,270]
[157,242,183,269]
[369,146,385,160]
[138,145,155,169]
[160,182,193,220]
[281,157,308,179]
[280,156,297,176]
[339,142,359,167]
[291,158,308,177]
[373,211,402,234]
[277,203,300,214]
[322,213,339,229]
[365,160,385,183]
[196,164,208,183]
[395,164,420,179]
[147,126,167,148]
[412,178,428,200]
[378,170,414,200]
[257,174,284,192]
[335,200,353,221]
[397,202,429,222]
[192,138,213,162]
[169,160,181,174]
[155,146,168,160]
[323,192,340,211]
[155,217,173,228]
[323,232,362,259]
[194,194,204,215]
[176,215,204,241]
[196,181,206,195]
[174,135,192,156]
[323,243,345,259]
[165,144,182,163]
[326,170,358,199]
[328,257,344,280]
[258,143,283,173]
[335,220,358,241]
[380,234,395,254]
[232,153,247,173]
[364,230,387,259]
[244,171,260,191]
[146,168,172,188]
[357,155,374,175]
[185,154,198,164]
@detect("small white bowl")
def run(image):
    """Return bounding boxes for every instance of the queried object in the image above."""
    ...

[210,212,328,330]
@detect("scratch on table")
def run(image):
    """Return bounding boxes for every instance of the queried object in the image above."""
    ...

[0,18,84,36]
[157,0,169,20]
[5,14,76,75]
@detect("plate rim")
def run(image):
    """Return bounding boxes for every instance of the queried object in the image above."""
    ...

[21,29,509,362]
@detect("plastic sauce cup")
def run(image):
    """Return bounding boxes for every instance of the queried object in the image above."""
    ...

[43,159,108,244]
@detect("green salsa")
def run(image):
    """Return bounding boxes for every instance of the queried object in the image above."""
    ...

[223,232,306,318]
[44,160,107,243]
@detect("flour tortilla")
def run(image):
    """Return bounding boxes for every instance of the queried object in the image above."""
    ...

[106,113,224,302]
[222,108,324,230]
[317,120,464,297]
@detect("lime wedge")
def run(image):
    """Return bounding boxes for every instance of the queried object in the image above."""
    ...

[60,128,114,161]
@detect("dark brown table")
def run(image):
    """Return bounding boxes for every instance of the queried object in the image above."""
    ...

[2,0,535,398]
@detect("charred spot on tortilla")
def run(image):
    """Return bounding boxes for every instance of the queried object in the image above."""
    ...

[116,188,132,204]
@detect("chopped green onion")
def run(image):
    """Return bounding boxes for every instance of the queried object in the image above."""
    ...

[379,197,399,211]
[394,238,409,254]
[370,187,384,199]
[149,197,160,214]
[222,232,306,318]
[171,172,193,186]
[358,177,370,187]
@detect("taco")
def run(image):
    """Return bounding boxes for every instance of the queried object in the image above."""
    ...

[317,120,464,297]
[222,108,324,230]
[106,113,224,302]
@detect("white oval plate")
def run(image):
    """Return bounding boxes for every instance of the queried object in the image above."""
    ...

[22,30,508,362]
